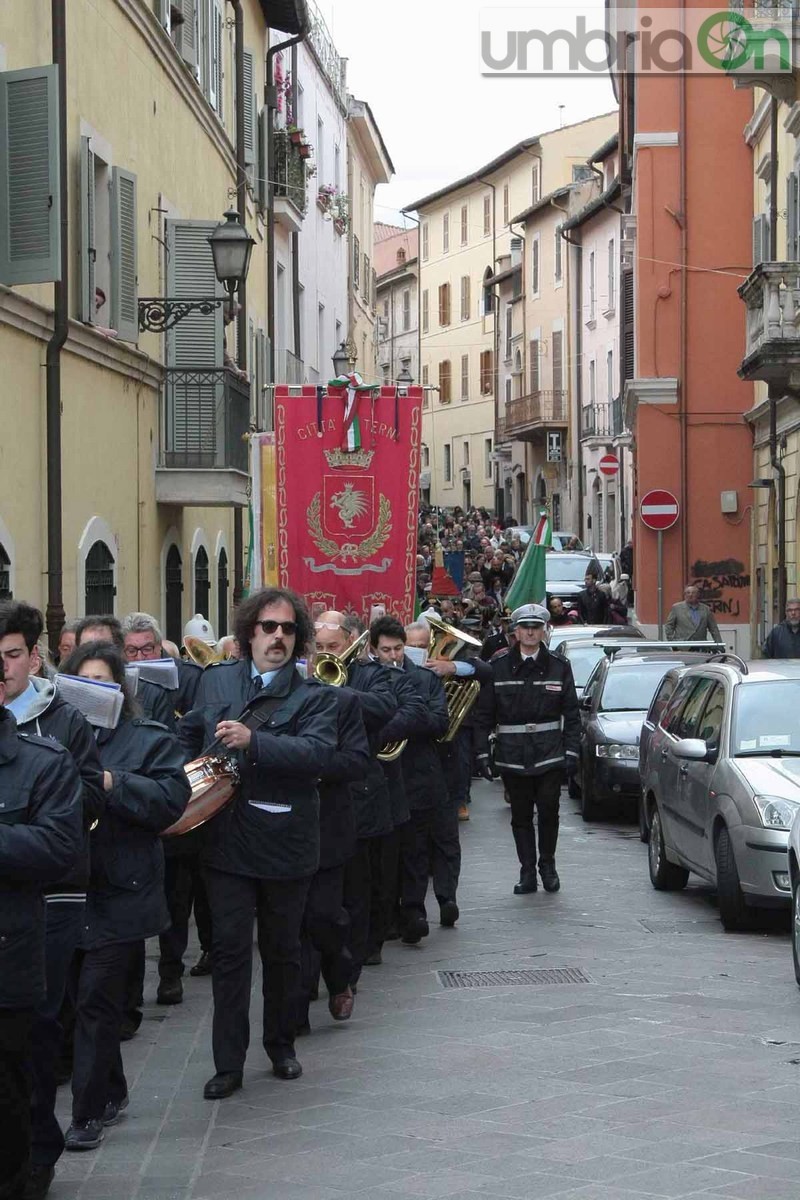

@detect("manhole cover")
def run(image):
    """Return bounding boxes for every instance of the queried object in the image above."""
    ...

[639,919,718,934]
[437,968,593,989]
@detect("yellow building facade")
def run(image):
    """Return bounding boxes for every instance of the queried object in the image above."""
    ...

[0,0,303,642]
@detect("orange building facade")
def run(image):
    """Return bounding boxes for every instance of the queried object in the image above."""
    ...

[620,2,755,651]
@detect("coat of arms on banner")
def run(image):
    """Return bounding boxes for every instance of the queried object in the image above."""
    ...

[308,474,392,563]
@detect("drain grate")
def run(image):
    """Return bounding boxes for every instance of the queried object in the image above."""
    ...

[437,967,593,989]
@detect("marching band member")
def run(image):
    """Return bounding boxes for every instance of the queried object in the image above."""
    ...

[179,588,338,1097]
[60,642,189,1152]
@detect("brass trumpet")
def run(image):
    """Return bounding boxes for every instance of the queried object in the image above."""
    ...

[312,630,369,687]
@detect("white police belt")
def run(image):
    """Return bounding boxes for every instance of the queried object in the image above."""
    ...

[497,721,563,734]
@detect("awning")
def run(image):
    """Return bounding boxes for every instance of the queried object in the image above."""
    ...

[262,0,308,35]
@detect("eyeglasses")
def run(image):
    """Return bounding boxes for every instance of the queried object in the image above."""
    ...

[124,643,157,659]
[314,621,344,632]
[257,619,298,636]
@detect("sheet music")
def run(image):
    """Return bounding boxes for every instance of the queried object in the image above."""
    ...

[126,658,179,690]
[56,675,124,729]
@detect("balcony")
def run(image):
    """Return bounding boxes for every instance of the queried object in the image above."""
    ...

[274,348,305,385]
[155,369,250,508]
[273,131,308,233]
[738,262,800,386]
[505,390,567,441]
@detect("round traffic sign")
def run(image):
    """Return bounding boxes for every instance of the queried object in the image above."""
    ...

[599,454,620,478]
[640,489,680,531]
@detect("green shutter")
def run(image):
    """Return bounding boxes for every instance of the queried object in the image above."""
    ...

[0,65,61,285]
[787,173,799,262]
[110,166,138,343]
[242,49,256,167]
[79,136,95,322]
[174,0,198,71]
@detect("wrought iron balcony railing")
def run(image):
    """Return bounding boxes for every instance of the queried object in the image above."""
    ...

[161,368,250,473]
[273,130,308,217]
[505,390,567,438]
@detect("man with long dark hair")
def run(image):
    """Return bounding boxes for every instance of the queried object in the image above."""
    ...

[179,588,338,1097]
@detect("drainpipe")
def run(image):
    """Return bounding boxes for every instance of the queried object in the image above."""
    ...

[678,6,689,584]
[478,177,499,513]
[45,0,68,655]
[291,42,301,362]
[767,98,785,614]
[560,223,583,543]
[229,0,247,605]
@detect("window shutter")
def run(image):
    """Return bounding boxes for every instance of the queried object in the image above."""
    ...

[530,339,540,392]
[257,107,267,211]
[621,270,635,383]
[79,136,96,322]
[752,214,769,267]
[0,65,61,285]
[461,275,470,321]
[157,0,171,30]
[438,284,444,325]
[165,219,226,458]
[242,49,255,166]
[213,1,224,118]
[110,167,138,343]
[552,330,563,395]
[788,173,799,261]
[174,0,199,71]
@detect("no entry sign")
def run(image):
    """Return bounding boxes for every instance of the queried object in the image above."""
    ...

[640,489,680,531]
[599,454,620,478]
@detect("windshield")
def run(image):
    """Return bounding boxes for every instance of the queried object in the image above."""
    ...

[600,663,674,713]
[567,645,607,689]
[733,681,800,755]
[547,557,596,583]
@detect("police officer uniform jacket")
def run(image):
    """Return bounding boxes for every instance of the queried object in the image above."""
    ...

[0,713,83,1008]
[178,658,338,881]
[346,659,397,840]
[475,642,580,777]
[306,681,370,869]
[83,717,190,950]
[381,658,448,811]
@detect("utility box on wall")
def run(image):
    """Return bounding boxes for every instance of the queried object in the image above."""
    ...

[720,490,738,514]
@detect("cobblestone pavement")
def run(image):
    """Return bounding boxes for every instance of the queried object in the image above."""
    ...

[54,783,800,1200]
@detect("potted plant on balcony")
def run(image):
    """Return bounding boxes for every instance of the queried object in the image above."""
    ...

[298,140,313,160]
[287,125,304,145]
[332,191,350,235]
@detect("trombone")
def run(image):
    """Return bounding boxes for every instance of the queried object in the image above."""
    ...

[312,630,369,687]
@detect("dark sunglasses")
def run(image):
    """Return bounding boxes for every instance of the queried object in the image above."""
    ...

[256,619,298,636]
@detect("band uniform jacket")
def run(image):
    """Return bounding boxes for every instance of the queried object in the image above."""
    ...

[0,713,83,1008]
[178,658,337,881]
[345,660,397,840]
[83,717,190,950]
[475,643,581,777]
[381,658,448,811]
[377,667,428,828]
[306,681,370,869]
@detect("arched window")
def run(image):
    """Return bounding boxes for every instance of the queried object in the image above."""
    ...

[0,543,11,600]
[85,541,115,614]
[217,548,229,638]
[165,545,183,645]
[194,546,210,617]
[483,266,494,316]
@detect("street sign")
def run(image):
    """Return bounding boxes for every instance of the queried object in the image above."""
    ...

[640,488,680,531]
[599,454,620,478]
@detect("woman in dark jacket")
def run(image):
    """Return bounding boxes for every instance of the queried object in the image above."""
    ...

[59,642,190,1151]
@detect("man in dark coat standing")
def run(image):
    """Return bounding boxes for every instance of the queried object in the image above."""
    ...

[763,598,800,658]
[179,588,338,1098]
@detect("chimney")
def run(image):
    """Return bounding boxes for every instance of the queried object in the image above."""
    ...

[510,237,522,268]
[397,248,406,266]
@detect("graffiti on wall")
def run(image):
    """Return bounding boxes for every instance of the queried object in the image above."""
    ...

[691,558,750,618]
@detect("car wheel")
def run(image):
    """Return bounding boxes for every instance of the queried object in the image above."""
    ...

[792,878,800,988]
[581,761,600,822]
[648,805,689,891]
[639,792,649,843]
[715,826,751,932]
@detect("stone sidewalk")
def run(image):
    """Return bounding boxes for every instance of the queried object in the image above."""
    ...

[54,784,800,1200]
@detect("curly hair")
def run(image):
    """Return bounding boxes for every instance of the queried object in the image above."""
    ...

[233,588,312,660]
[369,615,406,647]
[0,601,44,652]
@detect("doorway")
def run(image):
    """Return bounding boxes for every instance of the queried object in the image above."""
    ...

[165,545,183,645]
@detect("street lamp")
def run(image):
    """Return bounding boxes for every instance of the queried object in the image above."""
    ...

[138,208,255,332]
[332,342,350,378]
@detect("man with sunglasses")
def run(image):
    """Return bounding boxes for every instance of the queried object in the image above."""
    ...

[178,588,338,1099]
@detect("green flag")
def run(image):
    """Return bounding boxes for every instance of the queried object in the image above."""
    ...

[503,510,551,610]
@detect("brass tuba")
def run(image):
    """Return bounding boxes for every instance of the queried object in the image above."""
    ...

[312,630,369,687]
[426,614,483,744]
[184,636,230,668]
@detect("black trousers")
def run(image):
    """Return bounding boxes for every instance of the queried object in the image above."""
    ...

[504,770,562,866]
[71,941,135,1124]
[343,840,373,985]
[366,824,404,957]
[205,868,310,1072]
[124,939,145,1031]
[400,801,460,922]
[0,1008,33,1200]
[158,854,212,982]
[449,725,475,807]
[296,864,351,1027]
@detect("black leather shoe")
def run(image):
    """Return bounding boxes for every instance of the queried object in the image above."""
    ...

[189,951,212,977]
[401,916,429,945]
[203,1071,242,1100]
[64,1120,104,1151]
[439,900,460,928]
[23,1164,55,1200]
[514,871,538,895]
[272,1057,302,1080]
[156,979,183,1006]
[365,950,382,965]
[539,862,560,892]
[102,1094,129,1126]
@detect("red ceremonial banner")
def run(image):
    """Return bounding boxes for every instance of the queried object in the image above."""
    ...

[274,384,424,625]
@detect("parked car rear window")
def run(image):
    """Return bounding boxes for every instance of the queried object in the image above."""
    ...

[547,557,600,583]
[599,663,675,713]
[567,645,607,689]
[733,681,800,755]
[649,675,679,726]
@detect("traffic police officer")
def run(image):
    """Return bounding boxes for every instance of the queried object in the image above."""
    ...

[475,603,580,895]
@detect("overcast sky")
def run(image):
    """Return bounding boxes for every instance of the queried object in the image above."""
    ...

[315,0,616,224]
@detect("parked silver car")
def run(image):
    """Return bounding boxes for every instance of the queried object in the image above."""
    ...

[641,659,800,930]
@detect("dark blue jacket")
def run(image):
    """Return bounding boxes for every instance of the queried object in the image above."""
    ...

[0,714,83,1008]
[179,658,337,880]
[83,717,190,950]
[307,682,369,869]
[377,666,430,826]
[346,660,397,839]
[381,659,449,811]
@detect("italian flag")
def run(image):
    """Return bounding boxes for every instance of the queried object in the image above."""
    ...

[503,509,550,610]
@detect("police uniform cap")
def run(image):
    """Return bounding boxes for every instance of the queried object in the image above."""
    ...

[510,603,549,628]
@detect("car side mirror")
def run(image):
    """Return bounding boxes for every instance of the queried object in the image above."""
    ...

[674,738,708,762]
